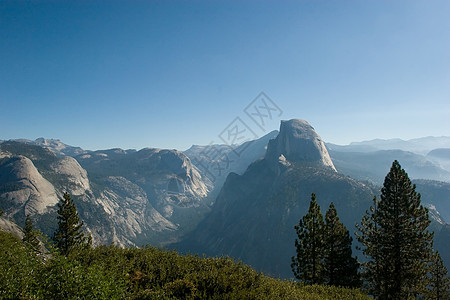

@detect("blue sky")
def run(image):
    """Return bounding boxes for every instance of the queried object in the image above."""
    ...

[1,0,449,151]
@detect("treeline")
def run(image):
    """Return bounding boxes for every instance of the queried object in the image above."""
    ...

[291,160,450,299]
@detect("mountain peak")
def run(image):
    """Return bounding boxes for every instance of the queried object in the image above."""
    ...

[265,119,336,171]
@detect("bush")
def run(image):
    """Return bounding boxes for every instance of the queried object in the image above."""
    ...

[0,231,41,299]
[0,232,370,299]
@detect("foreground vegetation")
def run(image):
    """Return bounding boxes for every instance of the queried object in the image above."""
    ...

[0,230,369,299]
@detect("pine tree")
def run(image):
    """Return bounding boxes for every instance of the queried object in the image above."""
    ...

[356,160,434,299]
[53,192,90,256]
[323,202,360,288]
[356,196,384,297]
[22,214,41,252]
[425,251,450,300]
[291,193,325,284]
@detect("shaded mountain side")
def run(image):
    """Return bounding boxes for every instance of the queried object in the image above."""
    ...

[433,223,450,271]
[328,149,450,185]
[428,148,450,160]
[427,148,450,173]
[416,180,450,270]
[414,180,450,223]
[176,160,375,278]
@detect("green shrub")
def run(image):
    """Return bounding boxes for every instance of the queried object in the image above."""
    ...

[0,231,41,299]
[36,255,124,299]
[0,232,370,299]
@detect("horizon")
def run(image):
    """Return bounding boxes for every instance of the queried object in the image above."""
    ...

[1,1,449,151]
[2,131,450,153]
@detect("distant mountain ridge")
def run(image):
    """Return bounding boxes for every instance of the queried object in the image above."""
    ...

[328,149,450,185]
[328,136,450,155]
[8,138,88,157]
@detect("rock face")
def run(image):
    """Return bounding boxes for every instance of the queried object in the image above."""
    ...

[0,141,211,247]
[0,155,59,216]
[94,176,177,246]
[75,148,211,220]
[265,119,336,172]
[0,217,24,239]
[50,156,91,195]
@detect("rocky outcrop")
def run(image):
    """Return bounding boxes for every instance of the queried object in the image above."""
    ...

[0,155,59,216]
[75,148,211,220]
[94,176,176,246]
[265,119,336,172]
[50,156,91,195]
[0,141,211,247]
[0,217,24,239]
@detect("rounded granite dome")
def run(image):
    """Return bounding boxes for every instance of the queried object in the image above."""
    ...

[265,119,336,171]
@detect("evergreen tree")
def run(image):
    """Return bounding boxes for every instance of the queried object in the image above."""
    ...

[22,214,41,252]
[323,202,360,288]
[291,193,325,284]
[53,192,90,256]
[356,196,384,296]
[356,160,434,299]
[425,251,450,300]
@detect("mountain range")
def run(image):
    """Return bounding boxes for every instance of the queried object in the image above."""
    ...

[1,120,449,277]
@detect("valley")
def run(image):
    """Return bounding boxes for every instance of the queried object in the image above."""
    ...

[1,119,450,277]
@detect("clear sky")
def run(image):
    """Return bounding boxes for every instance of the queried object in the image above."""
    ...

[1,0,449,151]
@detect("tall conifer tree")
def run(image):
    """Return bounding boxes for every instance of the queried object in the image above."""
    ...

[425,251,450,300]
[291,193,325,284]
[357,160,433,298]
[22,214,41,252]
[323,202,360,288]
[53,192,90,256]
